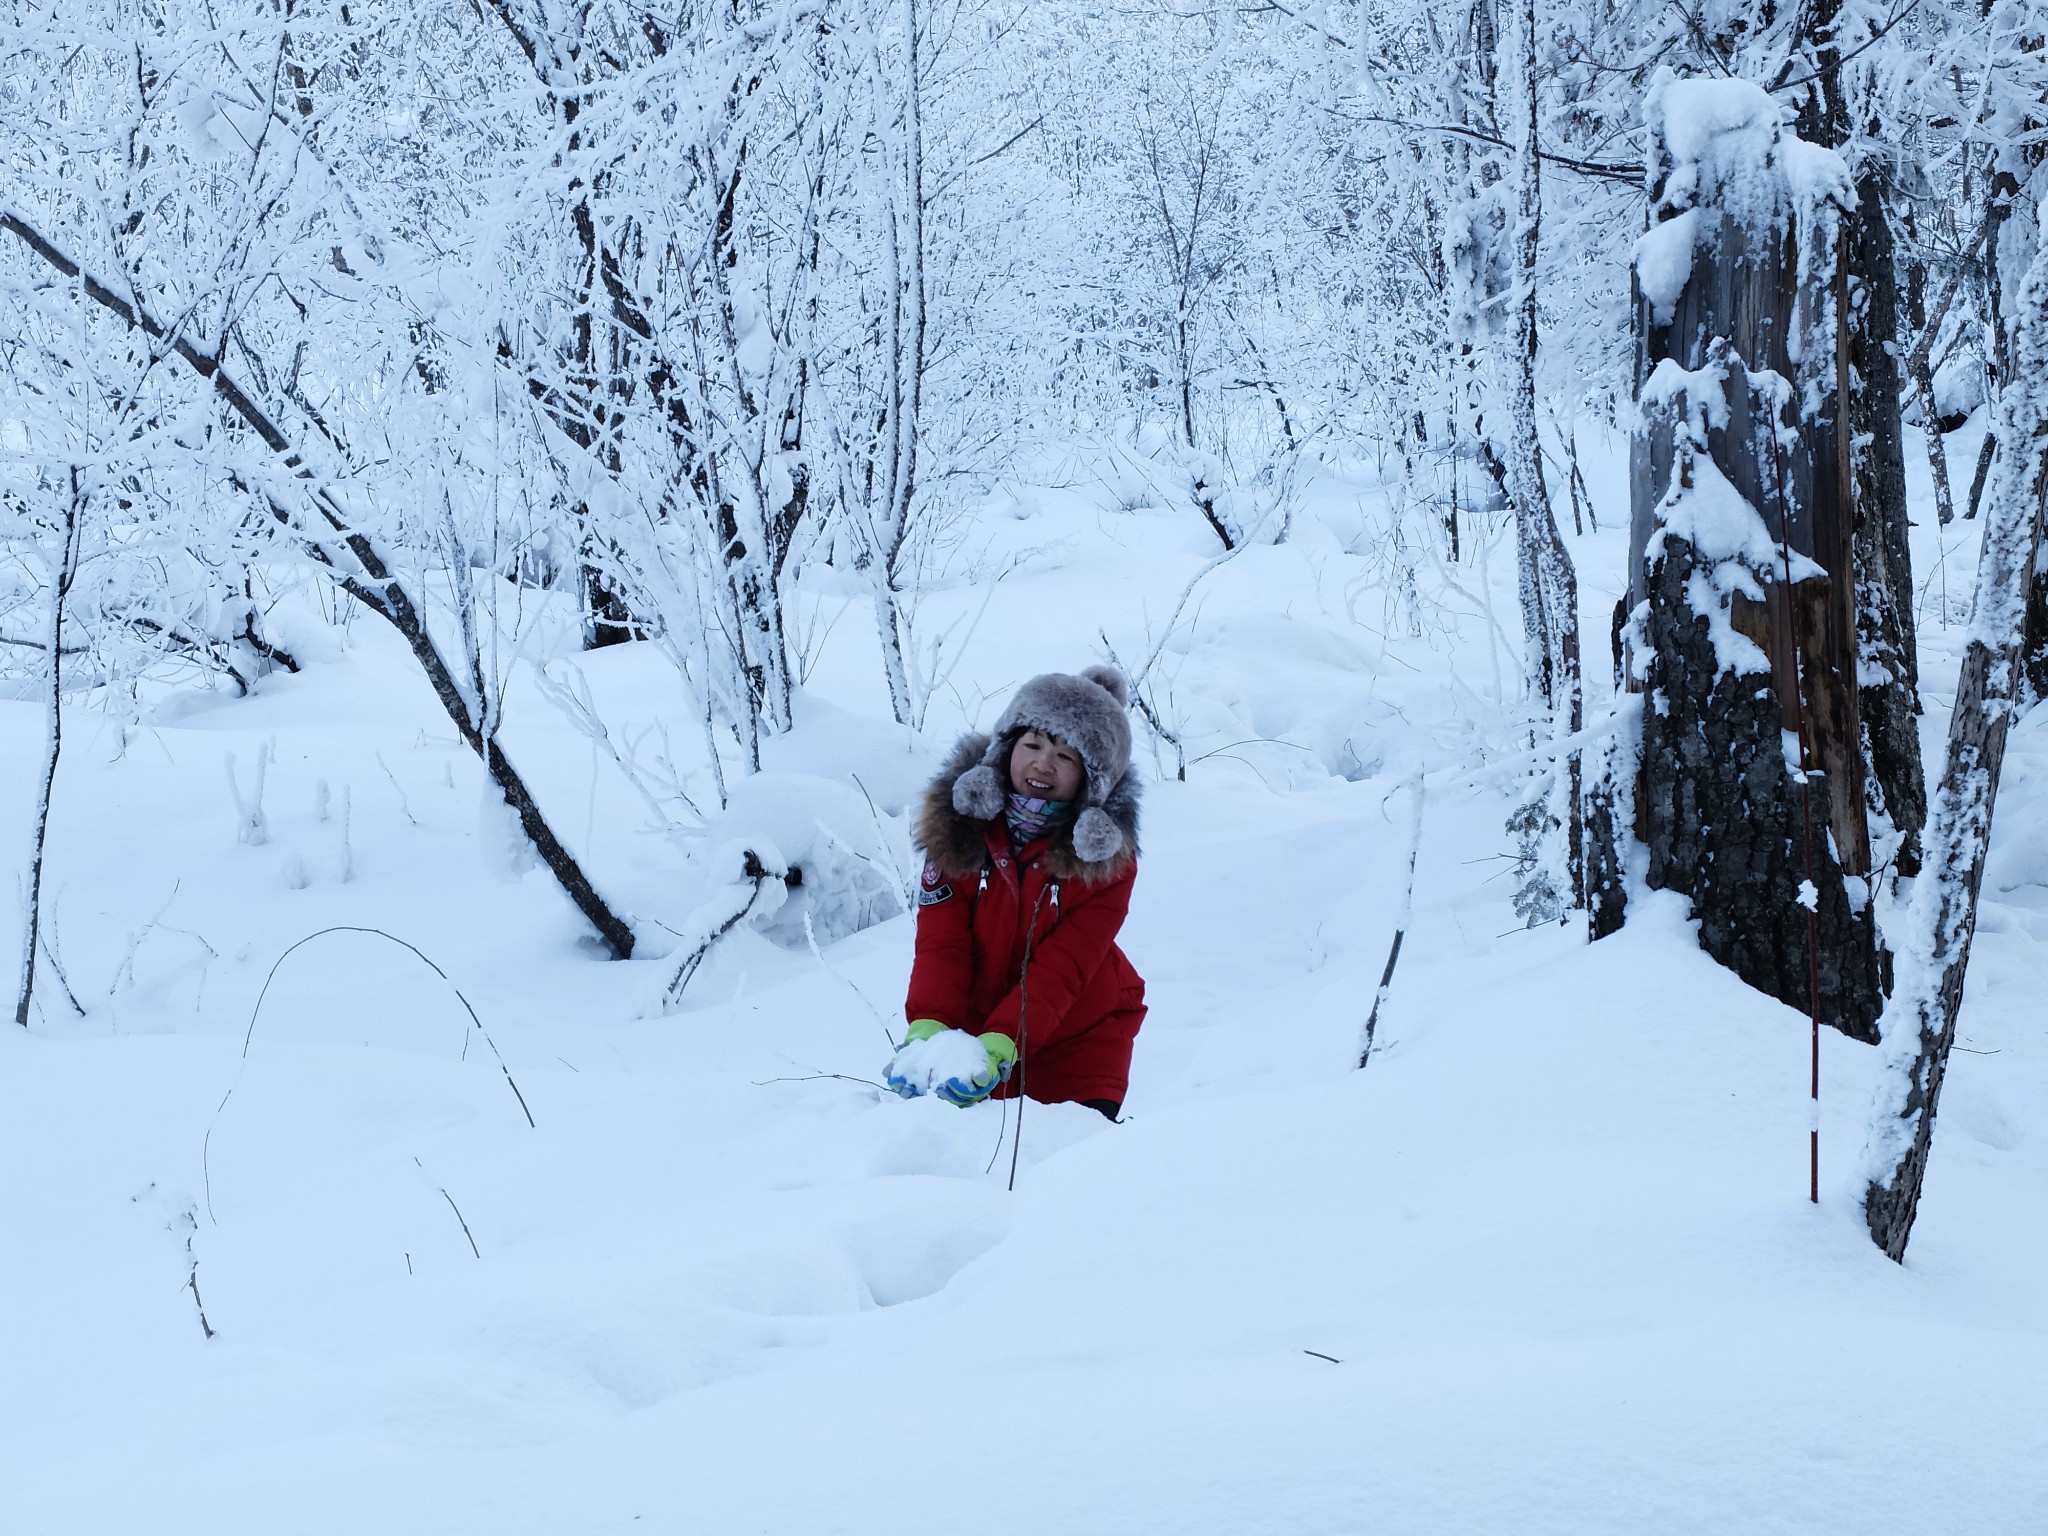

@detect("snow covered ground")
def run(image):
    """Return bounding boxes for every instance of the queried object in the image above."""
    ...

[4,423,2045,1534]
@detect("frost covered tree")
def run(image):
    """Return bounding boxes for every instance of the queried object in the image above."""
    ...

[1859,8,2048,1259]
[8,0,2038,994]
[1495,0,1583,918]
[468,0,845,762]
[1863,202,2048,1260]
[824,0,934,726]
[1022,3,1412,547]
[818,0,1049,728]
[0,0,638,955]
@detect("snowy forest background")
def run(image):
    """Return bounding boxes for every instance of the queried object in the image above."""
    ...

[5,0,2048,1529]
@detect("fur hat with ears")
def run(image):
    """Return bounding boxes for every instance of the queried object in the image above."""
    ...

[952,664,1134,862]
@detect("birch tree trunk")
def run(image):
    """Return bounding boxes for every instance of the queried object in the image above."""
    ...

[867,0,927,727]
[1863,206,2048,1261]
[1497,0,1583,901]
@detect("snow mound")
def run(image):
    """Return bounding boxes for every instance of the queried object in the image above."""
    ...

[1151,607,1418,785]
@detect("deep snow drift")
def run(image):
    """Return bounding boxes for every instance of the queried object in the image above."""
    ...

[3,426,2044,1534]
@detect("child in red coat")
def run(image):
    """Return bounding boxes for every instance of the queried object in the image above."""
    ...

[890,665,1146,1118]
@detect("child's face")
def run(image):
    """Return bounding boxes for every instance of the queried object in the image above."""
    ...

[1009,729,1084,802]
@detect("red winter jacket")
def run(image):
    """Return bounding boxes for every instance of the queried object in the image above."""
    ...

[906,734,1147,1106]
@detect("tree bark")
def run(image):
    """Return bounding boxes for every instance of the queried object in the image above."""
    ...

[1639,518,1880,1039]
[1968,429,1998,523]
[1909,348,1959,527]
[1627,98,1882,1038]
[1843,172,1927,875]
[1864,208,2048,1261]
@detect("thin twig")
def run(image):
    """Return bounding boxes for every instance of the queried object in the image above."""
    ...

[849,772,914,911]
[187,1265,216,1340]
[803,907,899,1049]
[239,926,535,1127]
[373,751,418,826]
[37,926,85,1018]
[201,1087,232,1226]
[417,1159,481,1259]
[1360,775,1425,1069]
[1768,0,1926,91]
[751,1071,890,1089]
[664,853,779,1007]
[985,1093,1013,1176]
[1330,111,1639,185]
[1186,735,1315,766]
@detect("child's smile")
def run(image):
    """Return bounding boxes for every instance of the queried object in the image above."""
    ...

[1010,729,1084,801]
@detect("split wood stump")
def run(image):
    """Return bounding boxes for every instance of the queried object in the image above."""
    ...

[1627,189,1883,1042]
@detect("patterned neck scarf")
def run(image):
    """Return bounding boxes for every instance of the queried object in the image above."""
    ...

[1005,791,1073,847]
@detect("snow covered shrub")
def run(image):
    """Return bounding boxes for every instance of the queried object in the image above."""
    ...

[698,773,909,951]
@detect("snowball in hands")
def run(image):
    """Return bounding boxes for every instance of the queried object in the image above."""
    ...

[886,1027,1003,1103]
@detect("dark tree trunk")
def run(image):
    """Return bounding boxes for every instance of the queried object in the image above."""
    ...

[1638,532,1881,1040]
[1969,429,1998,523]
[1844,172,1928,874]
[1986,160,2048,700]
[584,563,639,649]
[1583,690,1637,942]
[2015,473,2048,701]
[1630,215,1872,873]
[1626,124,1883,1040]
[1786,0,1925,874]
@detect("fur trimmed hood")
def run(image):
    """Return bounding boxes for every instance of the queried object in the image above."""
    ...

[945,665,1135,863]
[916,731,1142,886]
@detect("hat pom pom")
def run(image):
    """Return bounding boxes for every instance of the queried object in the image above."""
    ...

[1072,806,1124,862]
[953,763,1006,820]
[1079,664,1129,709]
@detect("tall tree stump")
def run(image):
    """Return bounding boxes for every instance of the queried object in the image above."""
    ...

[1625,77,1883,1042]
